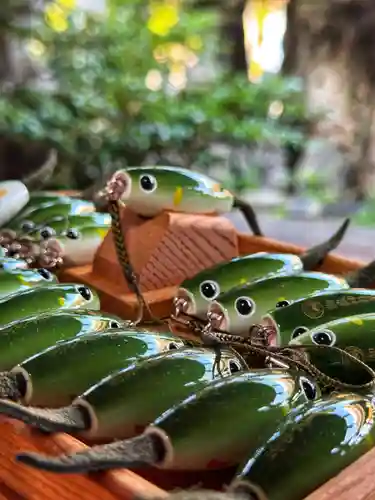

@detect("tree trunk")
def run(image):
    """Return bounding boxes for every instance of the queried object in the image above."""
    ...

[220,0,247,73]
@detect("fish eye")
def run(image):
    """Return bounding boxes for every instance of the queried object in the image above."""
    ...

[235,296,255,317]
[21,221,35,232]
[139,174,157,193]
[66,228,80,240]
[77,286,92,301]
[37,268,53,280]
[300,376,317,401]
[168,342,180,350]
[312,330,335,346]
[199,280,220,300]
[275,300,290,308]
[291,326,309,340]
[229,360,242,374]
[40,227,56,239]
[110,320,120,329]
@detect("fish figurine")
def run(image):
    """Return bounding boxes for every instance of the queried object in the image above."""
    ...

[261,289,375,346]
[6,198,96,233]
[26,192,72,209]
[35,225,110,268]
[0,310,126,371]
[105,166,262,235]
[0,330,187,406]
[207,258,375,338]
[289,313,375,381]
[14,369,320,473]
[229,393,375,500]
[0,283,99,327]
[0,181,29,228]
[174,218,349,319]
[0,267,57,299]
[26,213,111,241]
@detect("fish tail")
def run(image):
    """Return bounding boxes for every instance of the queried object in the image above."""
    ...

[16,433,165,474]
[346,258,375,288]
[0,371,27,401]
[300,218,350,270]
[0,399,89,433]
[232,197,263,236]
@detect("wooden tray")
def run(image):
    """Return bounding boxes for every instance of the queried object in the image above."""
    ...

[1,210,373,500]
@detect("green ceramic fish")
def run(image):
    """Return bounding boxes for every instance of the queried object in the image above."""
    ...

[230,393,375,500]
[207,272,350,337]
[0,310,124,371]
[28,213,111,241]
[0,267,57,299]
[14,369,320,473]
[0,283,99,327]
[289,314,375,380]
[174,218,349,319]
[7,199,96,233]
[0,345,246,439]
[0,256,29,272]
[36,225,109,268]
[261,289,375,346]
[26,192,72,209]
[0,330,186,406]
[108,166,234,217]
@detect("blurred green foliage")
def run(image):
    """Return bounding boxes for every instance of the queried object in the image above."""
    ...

[0,0,315,189]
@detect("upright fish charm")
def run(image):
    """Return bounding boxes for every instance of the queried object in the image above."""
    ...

[0,330,186,406]
[0,310,125,370]
[14,369,319,473]
[105,166,262,235]
[0,267,57,299]
[230,393,375,500]
[0,283,99,327]
[174,218,349,319]
[261,289,375,346]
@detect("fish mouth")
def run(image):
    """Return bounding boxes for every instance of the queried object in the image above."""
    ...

[207,301,228,332]
[173,288,196,317]
[0,229,17,248]
[260,314,279,346]
[38,238,65,269]
[105,171,132,202]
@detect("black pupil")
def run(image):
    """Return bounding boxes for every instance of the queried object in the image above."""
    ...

[236,298,252,315]
[140,175,155,191]
[276,300,290,308]
[78,286,91,300]
[201,282,217,299]
[110,321,120,328]
[67,229,79,239]
[40,227,54,239]
[292,327,307,339]
[21,221,34,232]
[313,331,332,345]
[37,268,51,279]
[229,361,241,373]
[168,342,179,350]
[301,379,316,400]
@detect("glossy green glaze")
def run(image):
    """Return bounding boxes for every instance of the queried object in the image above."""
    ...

[8,199,95,231]
[0,268,57,299]
[175,253,303,318]
[28,213,111,241]
[0,310,123,371]
[290,313,375,377]
[148,369,320,470]
[0,283,99,328]
[78,346,245,440]
[26,192,72,208]
[262,289,375,346]
[14,331,186,407]
[114,166,234,217]
[234,393,375,500]
[208,272,349,336]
